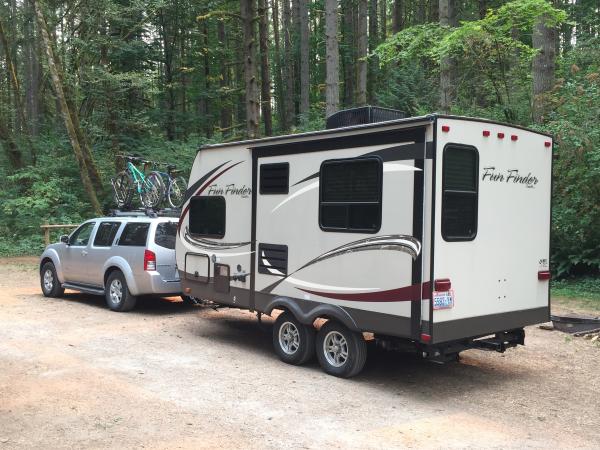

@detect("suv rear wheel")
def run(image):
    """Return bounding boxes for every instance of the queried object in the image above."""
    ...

[105,271,137,312]
[40,262,64,298]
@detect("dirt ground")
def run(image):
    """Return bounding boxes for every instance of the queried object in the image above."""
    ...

[1,258,599,449]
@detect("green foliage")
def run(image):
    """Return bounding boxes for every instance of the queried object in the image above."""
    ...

[552,277,600,306]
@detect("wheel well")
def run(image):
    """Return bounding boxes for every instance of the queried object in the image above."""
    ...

[104,267,122,286]
[40,257,53,271]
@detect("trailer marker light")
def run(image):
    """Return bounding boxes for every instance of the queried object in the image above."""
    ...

[421,333,432,343]
[144,249,156,271]
[511,135,518,141]
[544,141,552,147]
[482,130,490,137]
[441,125,450,132]
[538,270,551,281]
[497,132,505,139]
[434,278,451,291]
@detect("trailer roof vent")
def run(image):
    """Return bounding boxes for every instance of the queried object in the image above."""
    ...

[325,106,405,130]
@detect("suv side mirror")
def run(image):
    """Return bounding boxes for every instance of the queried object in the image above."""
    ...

[60,234,70,245]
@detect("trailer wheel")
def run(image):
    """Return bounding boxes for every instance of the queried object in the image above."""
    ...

[40,262,64,298]
[316,321,367,378]
[272,312,315,365]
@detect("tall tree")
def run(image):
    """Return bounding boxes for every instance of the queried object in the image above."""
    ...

[282,0,296,128]
[324,0,339,117]
[356,0,367,105]
[241,0,260,138]
[341,0,356,105]
[271,0,286,130]
[298,0,310,120]
[439,0,457,113]
[33,0,102,214]
[258,0,273,135]
[532,13,557,123]
[392,0,403,33]
[368,0,379,104]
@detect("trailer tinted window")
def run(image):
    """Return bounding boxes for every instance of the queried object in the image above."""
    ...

[319,157,382,232]
[442,145,479,241]
[189,196,225,238]
[119,223,150,246]
[154,222,177,249]
[93,222,120,247]
[260,163,289,194]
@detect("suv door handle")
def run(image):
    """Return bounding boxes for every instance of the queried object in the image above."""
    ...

[81,250,88,256]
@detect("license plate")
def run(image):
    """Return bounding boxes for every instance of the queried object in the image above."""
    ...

[433,290,454,310]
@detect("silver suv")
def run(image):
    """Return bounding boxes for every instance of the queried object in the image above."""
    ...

[39,214,185,311]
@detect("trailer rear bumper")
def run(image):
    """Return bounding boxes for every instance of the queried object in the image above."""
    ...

[430,306,549,344]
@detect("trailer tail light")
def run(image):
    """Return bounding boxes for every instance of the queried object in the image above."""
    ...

[545,141,552,147]
[538,270,551,281]
[441,125,450,132]
[434,278,451,291]
[511,135,518,141]
[144,249,156,271]
[482,130,490,137]
[497,132,505,139]
[420,333,432,343]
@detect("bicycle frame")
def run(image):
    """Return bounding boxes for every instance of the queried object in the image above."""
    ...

[127,161,147,193]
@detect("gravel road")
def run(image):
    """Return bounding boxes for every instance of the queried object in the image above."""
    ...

[1,258,599,449]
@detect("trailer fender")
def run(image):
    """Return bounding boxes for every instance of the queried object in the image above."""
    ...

[264,297,360,332]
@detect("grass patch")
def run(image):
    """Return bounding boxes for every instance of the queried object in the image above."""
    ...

[552,276,600,312]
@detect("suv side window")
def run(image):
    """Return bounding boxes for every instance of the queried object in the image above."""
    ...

[93,222,121,247]
[70,222,95,246]
[118,223,150,246]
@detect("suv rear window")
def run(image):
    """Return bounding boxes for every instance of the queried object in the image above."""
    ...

[119,223,150,246]
[154,222,177,249]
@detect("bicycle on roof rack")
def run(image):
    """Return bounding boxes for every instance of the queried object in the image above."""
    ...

[148,162,187,208]
[111,155,164,209]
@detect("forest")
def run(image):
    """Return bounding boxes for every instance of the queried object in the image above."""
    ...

[0,0,598,279]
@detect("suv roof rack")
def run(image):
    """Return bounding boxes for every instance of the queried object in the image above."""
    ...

[107,208,181,218]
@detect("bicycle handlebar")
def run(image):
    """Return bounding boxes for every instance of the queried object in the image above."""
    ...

[116,154,177,171]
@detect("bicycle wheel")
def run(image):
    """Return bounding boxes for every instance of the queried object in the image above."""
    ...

[113,171,134,208]
[140,172,165,208]
[167,176,188,208]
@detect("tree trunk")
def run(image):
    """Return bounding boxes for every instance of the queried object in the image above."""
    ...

[158,10,176,141]
[356,0,367,106]
[324,0,339,117]
[380,0,387,41]
[439,0,456,113]
[217,21,232,136]
[298,0,310,121]
[392,0,403,33]
[258,0,273,135]
[341,0,356,106]
[24,0,40,137]
[478,0,487,19]
[368,0,379,104]
[282,0,296,128]
[0,115,22,170]
[272,0,286,130]
[34,0,102,215]
[241,0,260,138]
[532,13,557,124]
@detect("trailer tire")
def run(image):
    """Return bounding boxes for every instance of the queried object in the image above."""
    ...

[316,321,367,378]
[272,312,315,365]
[105,271,137,312]
[40,262,64,298]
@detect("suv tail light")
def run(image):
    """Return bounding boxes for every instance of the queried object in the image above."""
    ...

[144,249,156,271]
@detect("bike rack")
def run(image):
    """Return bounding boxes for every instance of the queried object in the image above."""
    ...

[107,208,181,218]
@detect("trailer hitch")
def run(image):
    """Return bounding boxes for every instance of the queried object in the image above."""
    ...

[472,329,525,353]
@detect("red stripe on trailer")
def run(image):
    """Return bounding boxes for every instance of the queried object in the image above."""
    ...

[297,281,432,302]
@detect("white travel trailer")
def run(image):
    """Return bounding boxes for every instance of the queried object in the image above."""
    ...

[176,111,553,377]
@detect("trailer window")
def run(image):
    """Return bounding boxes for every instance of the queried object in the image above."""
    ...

[442,145,479,241]
[189,196,225,238]
[319,157,382,233]
[260,162,289,194]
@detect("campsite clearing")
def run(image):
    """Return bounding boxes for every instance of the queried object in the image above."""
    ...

[0,258,598,449]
